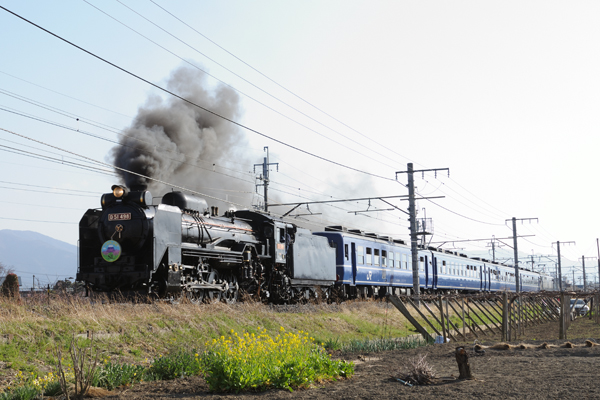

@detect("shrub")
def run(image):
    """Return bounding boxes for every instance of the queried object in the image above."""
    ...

[397,354,436,385]
[200,327,354,393]
[1,274,20,300]
[147,350,202,381]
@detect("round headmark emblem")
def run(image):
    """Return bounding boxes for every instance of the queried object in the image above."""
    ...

[101,240,122,262]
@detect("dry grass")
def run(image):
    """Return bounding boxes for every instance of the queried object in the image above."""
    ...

[396,354,436,385]
[0,294,430,387]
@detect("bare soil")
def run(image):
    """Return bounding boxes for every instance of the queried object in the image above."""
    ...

[103,317,600,400]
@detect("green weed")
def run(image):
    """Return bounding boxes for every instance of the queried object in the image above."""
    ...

[200,327,354,393]
[93,361,147,390]
[342,336,428,353]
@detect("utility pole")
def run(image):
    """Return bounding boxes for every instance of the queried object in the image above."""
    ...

[488,236,497,262]
[583,256,587,292]
[597,238,600,291]
[254,147,278,212]
[507,217,538,293]
[581,256,596,292]
[396,163,449,301]
[528,253,535,271]
[552,240,574,292]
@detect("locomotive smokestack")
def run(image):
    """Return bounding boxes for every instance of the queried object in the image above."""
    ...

[130,184,147,192]
[110,66,252,201]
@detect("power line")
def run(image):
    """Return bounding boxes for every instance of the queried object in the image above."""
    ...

[0,69,132,119]
[0,180,101,194]
[147,0,415,167]
[84,0,402,174]
[149,0,525,233]
[0,216,77,224]
[0,4,395,182]
[0,104,258,187]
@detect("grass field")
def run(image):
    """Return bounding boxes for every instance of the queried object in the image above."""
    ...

[0,293,439,391]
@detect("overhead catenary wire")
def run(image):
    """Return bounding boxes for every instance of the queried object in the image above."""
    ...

[83,0,403,174]
[0,4,397,182]
[0,69,133,119]
[1,94,411,231]
[147,0,416,168]
[0,5,573,255]
[147,0,526,235]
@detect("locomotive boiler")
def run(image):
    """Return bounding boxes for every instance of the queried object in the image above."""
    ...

[77,185,336,303]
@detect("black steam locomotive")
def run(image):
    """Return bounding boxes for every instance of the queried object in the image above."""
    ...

[77,185,336,303]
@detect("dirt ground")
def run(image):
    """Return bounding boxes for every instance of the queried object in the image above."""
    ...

[104,317,600,400]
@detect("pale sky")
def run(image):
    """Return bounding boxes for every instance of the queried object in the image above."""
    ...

[0,1,599,286]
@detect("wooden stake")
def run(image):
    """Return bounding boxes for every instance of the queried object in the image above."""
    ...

[470,300,501,333]
[386,295,434,343]
[446,300,468,340]
[439,297,447,343]
[405,297,442,338]
[502,292,508,342]
[455,346,473,380]
[461,298,466,338]
[463,300,489,336]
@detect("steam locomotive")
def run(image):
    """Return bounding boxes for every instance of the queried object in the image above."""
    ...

[76,185,554,302]
[77,185,335,302]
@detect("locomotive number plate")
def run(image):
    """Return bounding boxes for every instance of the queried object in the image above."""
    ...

[108,213,131,221]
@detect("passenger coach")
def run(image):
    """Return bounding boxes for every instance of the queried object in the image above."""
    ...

[314,226,552,298]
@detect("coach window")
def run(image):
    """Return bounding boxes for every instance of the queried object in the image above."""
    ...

[381,250,387,267]
[357,246,364,264]
[279,228,285,243]
[344,244,349,261]
[366,248,372,265]
[374,249,380,265]
[388,251,394,268]
[419,256,424,271]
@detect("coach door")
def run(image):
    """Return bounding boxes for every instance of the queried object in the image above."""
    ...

[351,242,357,286]
[480,266,484,291]
[432,256,438,289]
[424,255,430,289]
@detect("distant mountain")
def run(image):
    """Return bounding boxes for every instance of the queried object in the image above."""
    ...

[0,230,77,288]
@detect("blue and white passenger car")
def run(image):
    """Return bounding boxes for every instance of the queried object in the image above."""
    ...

[314,226,553,298]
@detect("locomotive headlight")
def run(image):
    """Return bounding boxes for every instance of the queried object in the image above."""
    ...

[111,185,128,198]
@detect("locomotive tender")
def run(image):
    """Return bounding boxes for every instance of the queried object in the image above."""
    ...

[77,185,554,302]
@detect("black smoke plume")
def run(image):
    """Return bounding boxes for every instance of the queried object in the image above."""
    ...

[111,66,252,204]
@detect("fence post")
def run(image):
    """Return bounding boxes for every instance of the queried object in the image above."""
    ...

[461,298,466,338]
[439,296,446,342]
[386,294,434,343]
[446,298,450,338]
[559,293,566,340]
[502,292,508,342]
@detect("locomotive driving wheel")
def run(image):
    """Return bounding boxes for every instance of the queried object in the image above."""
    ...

[184,288,204,304]
[222,275,239,304]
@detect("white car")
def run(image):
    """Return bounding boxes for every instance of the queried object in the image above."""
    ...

[571,299,589,316]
